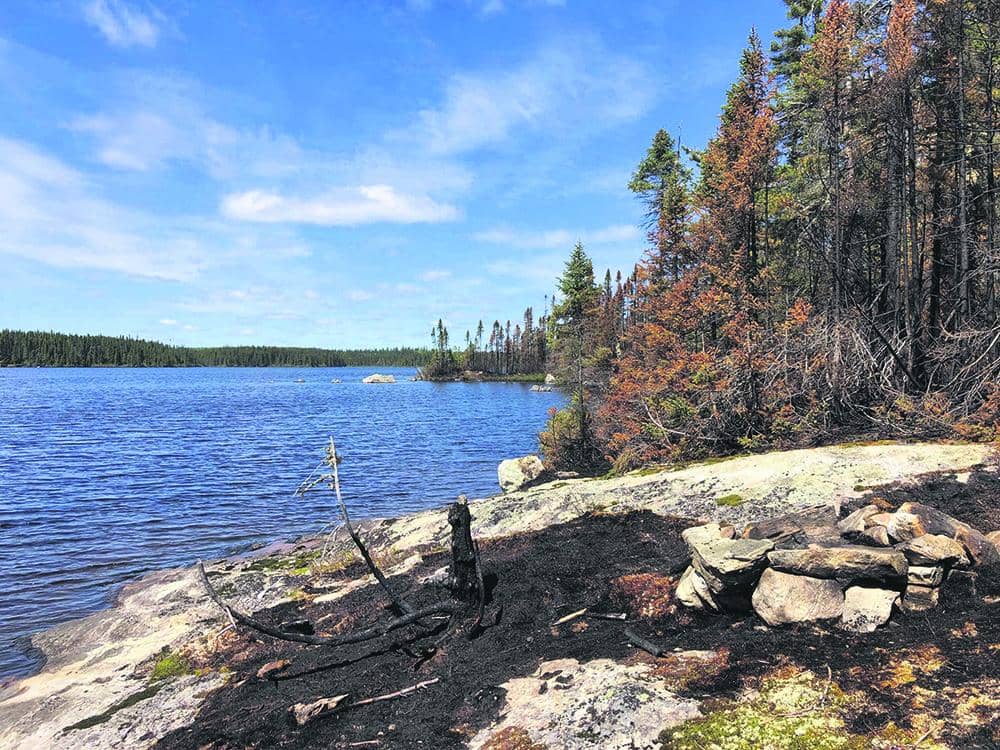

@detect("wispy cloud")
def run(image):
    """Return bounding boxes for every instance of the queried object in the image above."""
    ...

[0,137,205,280]
[159,318,178,326]
[409,0,566,15]
[406,39,653,155]
[82,0,162,48]
[0,137,312,282]
[221,185,461,226]
[67,75,303,176]
[474,223,640,250]
[420,269,452,281]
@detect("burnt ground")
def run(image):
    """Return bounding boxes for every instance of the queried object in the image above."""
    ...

[157,470,1000,750]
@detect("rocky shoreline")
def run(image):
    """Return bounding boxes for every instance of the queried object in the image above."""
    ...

[1,441,997,749]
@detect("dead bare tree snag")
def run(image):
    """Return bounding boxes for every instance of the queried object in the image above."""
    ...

[322,437,414,616]
[197,437,492,666]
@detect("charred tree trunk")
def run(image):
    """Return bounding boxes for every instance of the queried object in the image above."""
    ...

[447,497,479,603]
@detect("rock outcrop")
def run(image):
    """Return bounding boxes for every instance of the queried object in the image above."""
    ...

[468,657,701,750]
[361,373,396,384]
[1,441,994,750]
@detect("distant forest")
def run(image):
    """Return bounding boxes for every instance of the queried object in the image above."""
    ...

[0,330,432,368]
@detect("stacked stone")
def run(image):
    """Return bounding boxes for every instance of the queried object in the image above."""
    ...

[676,501,999,633]
[837,501,996,612]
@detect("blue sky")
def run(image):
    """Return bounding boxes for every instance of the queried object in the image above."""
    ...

[0,0,787,348]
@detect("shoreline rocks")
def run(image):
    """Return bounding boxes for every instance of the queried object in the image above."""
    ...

[2,441,995,750]
[497,455,548,493]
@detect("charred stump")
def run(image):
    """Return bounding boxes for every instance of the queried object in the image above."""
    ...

[448,496,479,603]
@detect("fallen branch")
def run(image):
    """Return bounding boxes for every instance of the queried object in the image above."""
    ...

[288,679,440,727]
[198,561,457,647]
[289,693,350,726]
[552,608,587,626]
[585,612,627,621]
[624,627,665,657]
[346,678,440,709]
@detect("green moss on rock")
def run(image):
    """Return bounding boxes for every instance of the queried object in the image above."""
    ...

[659,671,866,750]
[715,493,745,507]
[149,650,192,682]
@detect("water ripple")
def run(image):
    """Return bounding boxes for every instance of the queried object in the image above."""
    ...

[0,367,564,677]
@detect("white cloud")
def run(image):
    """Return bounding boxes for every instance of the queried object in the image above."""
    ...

[474,223,640,249]
[221,185,460,226]
[67,76,303,176]
[408,40,652,155]
[82,0,161,48]
[347,289,374,302]
[159,318,178,326]
[420,269,452,281]
[0,137,308,283]
[0,137,205,280]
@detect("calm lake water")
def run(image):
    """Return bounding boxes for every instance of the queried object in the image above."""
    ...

[0,367,564,678]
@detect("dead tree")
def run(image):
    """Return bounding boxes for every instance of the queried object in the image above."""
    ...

[198,437,488,652]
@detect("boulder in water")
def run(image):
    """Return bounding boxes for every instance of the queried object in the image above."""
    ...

[362,373,396,384]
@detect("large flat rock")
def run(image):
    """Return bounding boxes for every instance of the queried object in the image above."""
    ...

[767,545,908,585]
[468,657,702,750]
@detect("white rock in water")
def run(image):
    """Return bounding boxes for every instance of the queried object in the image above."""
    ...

[498,455,546,493]
[751,568,845,626]
[840,586,899,633]
[362,373,396,384]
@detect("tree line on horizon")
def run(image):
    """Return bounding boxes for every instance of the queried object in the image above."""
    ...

[532,0,1000,472]
[0,330,432,368]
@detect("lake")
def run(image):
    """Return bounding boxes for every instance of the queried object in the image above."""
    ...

[0,367,564,678]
